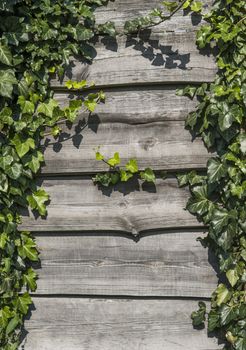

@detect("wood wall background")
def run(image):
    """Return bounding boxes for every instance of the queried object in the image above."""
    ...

[20,1,222,349]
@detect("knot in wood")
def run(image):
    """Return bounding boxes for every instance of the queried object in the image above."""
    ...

[138,137,158,151]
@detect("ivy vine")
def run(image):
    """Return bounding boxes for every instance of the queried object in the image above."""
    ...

[176,0,246,349]
[93,150,157,186]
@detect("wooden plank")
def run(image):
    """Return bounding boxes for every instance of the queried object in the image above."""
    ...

[51,31,216,88]
[34,231,217,297]
[43,88,212,174]
[54,86,198,123]
[22,297,221,350]
[20,177,202,233]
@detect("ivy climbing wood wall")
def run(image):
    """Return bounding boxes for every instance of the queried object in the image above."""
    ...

[20,1,220,349]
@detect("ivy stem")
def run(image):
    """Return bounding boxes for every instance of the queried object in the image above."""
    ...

[102,158,114,168]
[236,16,246,25]
[120,0,190,36]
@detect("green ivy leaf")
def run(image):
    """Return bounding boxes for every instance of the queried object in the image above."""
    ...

[5,162,23,180]
[13,293,32,314]
[0,232,8,249]
[18,236,38,261]
[211,209,237,234]
[108,152,120,167]
[239,134,246,154]
[190,1,202,12]
[120,170,133,182]
[75,26,94,41]
[208,310,220,332]
[125,159,139,173]
[196,25,211,48]
[23,268,37,291]
[235,338,246,350]
[140,168,156,183]
[37,99,58,118]
[92,173,112,187]
[0,69,17,98]
[11,135,35,158]
[27,188,49,216]
[84,99,97,112]
[207,158,227,183]
[6,315,20,336]
[0,307,12,328]
[226,269,239,287]
[98,22,116,37]
[0,173,9,192]
[187,185,213,216]
[191,301,206,327]
[17,96,35,114]
[95,151,104,161]
[217,224,236,251]
[221,305,238,326]
[0,45,13,66]
[215,284,231,306]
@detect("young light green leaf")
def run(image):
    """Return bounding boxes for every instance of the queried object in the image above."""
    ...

[120,170,133,182]
[125,159,138,173]
[108,152,120,167]
[140,168,156,183]
[190,1,202,12]
[95,151,104,161]
[11,134,35,158]
[17,96,35,114]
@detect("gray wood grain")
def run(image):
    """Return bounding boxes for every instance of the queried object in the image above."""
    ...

[51,31,216,88]
[22,297,222,350]
[34,231,217,297]
[54,86,198,123]
[20,177,202,233]
[43,88,212,173]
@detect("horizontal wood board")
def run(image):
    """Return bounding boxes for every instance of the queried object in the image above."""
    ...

[21,298,222,350]
[20,177,202,233]
[51,31,216,88]
[42,88,212,174]
[33,231,217,297]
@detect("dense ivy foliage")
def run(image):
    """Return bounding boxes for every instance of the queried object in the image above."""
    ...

[176,1,246,349]
[0,0,115,348]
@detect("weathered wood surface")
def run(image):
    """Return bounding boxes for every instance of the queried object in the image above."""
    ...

[22,298,222,350]
[51,32,216,88]
[43,89,212,173]
[34,231,217,297]
[55,86,198,123]
[20,177,202,233]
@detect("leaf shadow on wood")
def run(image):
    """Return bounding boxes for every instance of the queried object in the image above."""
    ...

[125,29,191,69]
[96,175,157,197]
[42,113,101,154]
[19,303,36,349]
